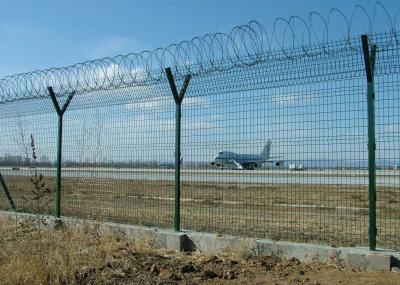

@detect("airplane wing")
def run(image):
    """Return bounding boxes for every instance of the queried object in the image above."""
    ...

[231,160,244,170]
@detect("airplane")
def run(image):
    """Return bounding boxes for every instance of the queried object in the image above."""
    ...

[211,140,283,170]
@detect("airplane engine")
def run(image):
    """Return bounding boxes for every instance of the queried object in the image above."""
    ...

[275,161,281,166]
[245,163,257,170]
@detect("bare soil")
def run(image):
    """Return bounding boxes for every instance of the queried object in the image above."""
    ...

[0,218,399,285]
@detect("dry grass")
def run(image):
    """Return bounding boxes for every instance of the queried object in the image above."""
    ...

[0,217,126,284]
[0,218,399,285]
[1,176,399,249]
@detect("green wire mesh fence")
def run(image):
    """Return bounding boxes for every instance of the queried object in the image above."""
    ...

[0,5,399,250]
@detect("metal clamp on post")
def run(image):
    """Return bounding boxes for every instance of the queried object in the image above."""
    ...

[48,86,76,218]
[165,67,191,232]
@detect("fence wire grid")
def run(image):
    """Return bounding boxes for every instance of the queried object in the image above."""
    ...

[0,5,399,250]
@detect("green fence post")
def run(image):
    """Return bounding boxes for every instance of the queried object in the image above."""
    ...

[0,171,17,211]
[48,87,76,218]
[165,67,191,231]
[361,34,377,251]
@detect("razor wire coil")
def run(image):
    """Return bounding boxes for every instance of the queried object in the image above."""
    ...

[0,1,399,104]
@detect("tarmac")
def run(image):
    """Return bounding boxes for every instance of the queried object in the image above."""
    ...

[0,167,399,186]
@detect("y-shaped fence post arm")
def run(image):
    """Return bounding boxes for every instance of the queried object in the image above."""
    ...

[48,86,76,218]
[165,67,191,232]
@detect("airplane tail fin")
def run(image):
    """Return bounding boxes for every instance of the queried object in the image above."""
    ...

[260,140,272,159]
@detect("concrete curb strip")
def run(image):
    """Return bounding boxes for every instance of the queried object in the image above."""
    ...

[1,210,398,272]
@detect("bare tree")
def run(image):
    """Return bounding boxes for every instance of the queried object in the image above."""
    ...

[13,118,30,165]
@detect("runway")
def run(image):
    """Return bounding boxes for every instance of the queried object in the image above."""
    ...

[1,167,399,186]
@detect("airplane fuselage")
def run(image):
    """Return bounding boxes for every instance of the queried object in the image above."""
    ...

[212,151,265,169]
[211,141,281,170]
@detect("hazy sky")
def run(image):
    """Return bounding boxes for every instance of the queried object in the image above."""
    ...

[0,0,399,77]
[0,1,399,166]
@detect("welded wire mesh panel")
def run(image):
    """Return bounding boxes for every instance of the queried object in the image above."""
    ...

[0,110,56,215]
[373,33,400,250]
[60,87,176,228]
[0,29,399,251]
[179,38,373,247]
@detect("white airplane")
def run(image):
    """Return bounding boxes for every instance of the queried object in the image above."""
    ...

[211,140,283,170]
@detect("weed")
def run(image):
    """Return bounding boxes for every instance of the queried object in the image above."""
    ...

[21,134,53,233]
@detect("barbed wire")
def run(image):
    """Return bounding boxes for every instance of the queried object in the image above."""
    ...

[0,1,399,104]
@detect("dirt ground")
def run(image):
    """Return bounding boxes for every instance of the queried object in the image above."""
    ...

[0,218,399,285]
[1,175,399,250]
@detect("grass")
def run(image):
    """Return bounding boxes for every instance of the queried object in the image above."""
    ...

[0,217,399,285]
[0,217,278,284]
[0,217,123,284]
[0,175,399,249]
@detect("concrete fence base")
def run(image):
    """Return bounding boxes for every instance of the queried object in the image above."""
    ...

[1,210,398,272]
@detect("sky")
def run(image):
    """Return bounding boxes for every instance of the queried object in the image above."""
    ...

[0,0,399,78]
[0,0,399,168]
